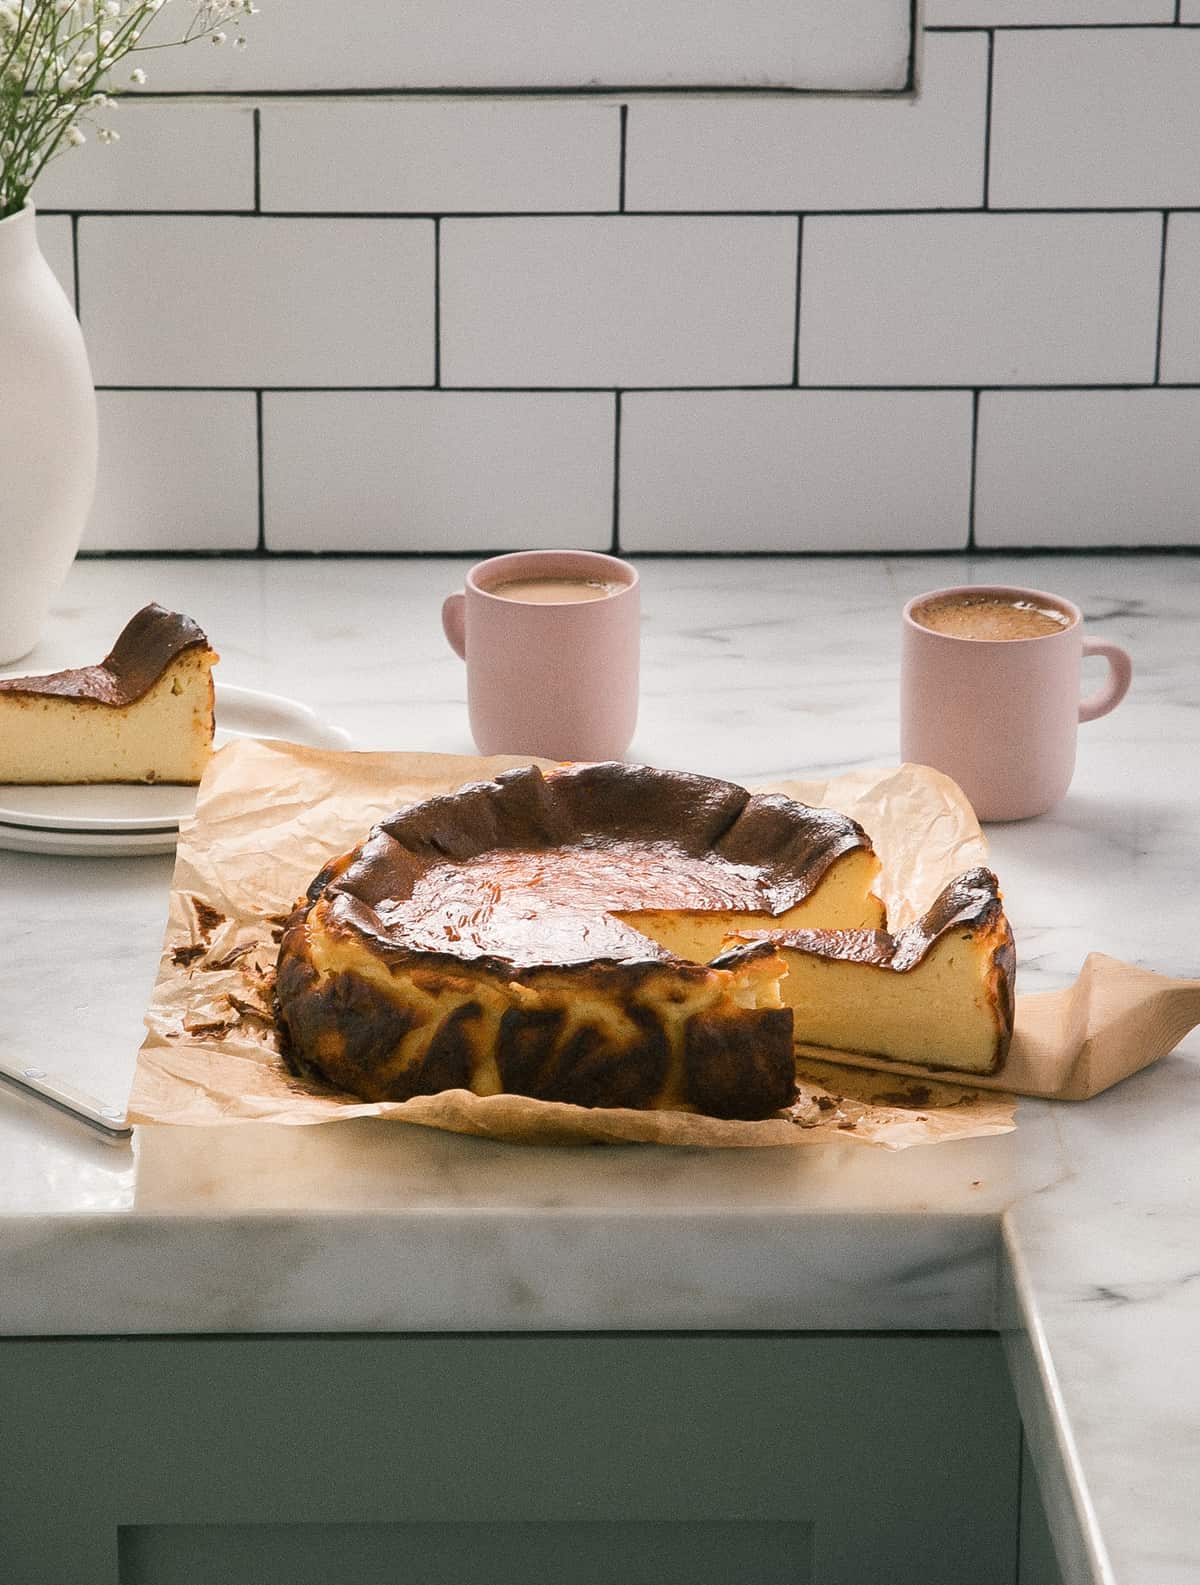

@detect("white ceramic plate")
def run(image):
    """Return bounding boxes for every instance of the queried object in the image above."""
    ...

[0,822,186,858]
[0,685,351,854]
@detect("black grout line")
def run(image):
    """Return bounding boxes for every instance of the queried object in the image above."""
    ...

[618,104,628,213]
[967,389,981,551]
[69,214,80,318]
[116,83,918,100]
[611,391,623,554]
[74,545,1200,562]
[983,32,994,211]
[34,205,1191,219]
[930,18,1199,26]
[1176,0,1184,20]
[255,391,265,552]
[906,0,918,92]
[252,108,261,213]
[1155,212,1169,384]
[86,381,1200,395]
[433,217,442,388]
[791,217,803,387]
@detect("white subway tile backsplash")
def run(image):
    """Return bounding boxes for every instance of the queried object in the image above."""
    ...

[991,32,1200,209]
[261,101,619,214]
[621,391,971,550]
[34,215,74,305]
[84,392,258,551]
[79,218,435,387]
[1159,214,1200,384]
[33,103,254,212]
[441,217,797,388]
[263,392,613,550]
[975,391,1200,547]
[798,214,1161,386]
[926,1,1170,22]
[135,0,911,93]
[24,12,1191,554]
[625,33,985,213]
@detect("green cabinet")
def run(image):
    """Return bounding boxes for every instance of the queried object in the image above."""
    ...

[1,1333,1061,1585]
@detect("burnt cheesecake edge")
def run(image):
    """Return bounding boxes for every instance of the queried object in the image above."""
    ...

[0,603,216,709]
[319,760,880,968]
[275,917,798,1121]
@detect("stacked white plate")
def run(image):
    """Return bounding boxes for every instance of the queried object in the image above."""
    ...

[0,684,352,857]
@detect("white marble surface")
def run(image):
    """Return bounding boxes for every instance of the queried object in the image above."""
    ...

[0,552,1197,1583]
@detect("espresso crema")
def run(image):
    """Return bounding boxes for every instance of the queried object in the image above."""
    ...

[914,593,1072,642]
[486,575,623,605]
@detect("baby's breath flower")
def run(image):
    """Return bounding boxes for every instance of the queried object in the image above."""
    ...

[1,0,260,217]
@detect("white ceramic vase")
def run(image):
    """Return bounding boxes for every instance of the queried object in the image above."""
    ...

[0,204,97,664]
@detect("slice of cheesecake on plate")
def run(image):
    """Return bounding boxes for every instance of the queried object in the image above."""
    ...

[0,604,218,785]
[716,868,1015,1077]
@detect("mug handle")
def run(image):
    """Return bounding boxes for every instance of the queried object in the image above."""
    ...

[442,592,466,660]
[1078,638,1132,723]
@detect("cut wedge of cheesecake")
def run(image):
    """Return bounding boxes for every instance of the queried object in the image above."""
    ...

[716,868,1015,1076]
[0,604,218,784]
[276,761,886,1119]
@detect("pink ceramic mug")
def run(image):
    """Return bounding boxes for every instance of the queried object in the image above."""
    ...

[900,584,1133,822]
[442,549,640,761]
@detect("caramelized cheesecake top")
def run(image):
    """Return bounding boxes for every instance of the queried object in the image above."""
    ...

[304,761,878,974]
[0,604,213,708]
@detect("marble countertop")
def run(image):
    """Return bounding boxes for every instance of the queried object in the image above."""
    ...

[1,552,1197,1585]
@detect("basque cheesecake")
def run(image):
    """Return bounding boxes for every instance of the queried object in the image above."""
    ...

[718,868,1015,1076]
[275,762,886,1120]
[0,604,218,784]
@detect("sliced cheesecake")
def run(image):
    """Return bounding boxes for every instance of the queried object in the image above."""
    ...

[276,762,886,1120]
[716,868,1015,1076]
[0,604,218,784]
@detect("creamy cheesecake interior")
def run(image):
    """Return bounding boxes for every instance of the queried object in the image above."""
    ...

[0,649,215,784]
[719,869,1015,1076]
[617,848,885,964]
[0,604,217,785]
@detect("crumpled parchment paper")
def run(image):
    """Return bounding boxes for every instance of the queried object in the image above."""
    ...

[129,741,1197,1146]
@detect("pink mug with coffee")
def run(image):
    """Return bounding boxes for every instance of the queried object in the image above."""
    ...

[442,549,639,761]
[901,584,1132,822]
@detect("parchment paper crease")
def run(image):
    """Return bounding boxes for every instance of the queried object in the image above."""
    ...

[129,741,1200,1147]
